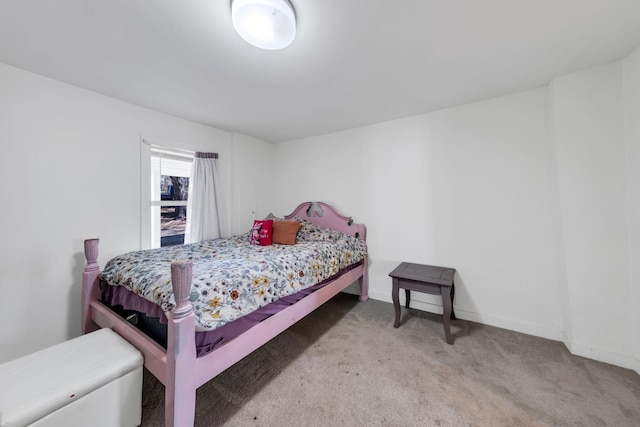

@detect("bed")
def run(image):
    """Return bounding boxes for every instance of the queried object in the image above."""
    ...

[81,201,369,426]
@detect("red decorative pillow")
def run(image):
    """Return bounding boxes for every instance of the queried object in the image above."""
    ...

[250,219,273,246]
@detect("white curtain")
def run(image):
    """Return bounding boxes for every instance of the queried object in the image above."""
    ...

[185,152,224,243]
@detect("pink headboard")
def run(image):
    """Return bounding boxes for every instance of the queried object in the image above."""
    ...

[284,201,366,241]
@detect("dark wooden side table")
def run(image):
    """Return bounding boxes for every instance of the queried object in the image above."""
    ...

[389,262,457,344]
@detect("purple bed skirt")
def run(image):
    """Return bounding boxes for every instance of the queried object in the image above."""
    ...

[101,262,361,357]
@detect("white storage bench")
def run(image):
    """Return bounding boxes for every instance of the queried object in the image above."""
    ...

[0,328,143,427]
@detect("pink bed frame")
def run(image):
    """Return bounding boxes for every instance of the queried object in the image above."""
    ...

[82,202,368,426]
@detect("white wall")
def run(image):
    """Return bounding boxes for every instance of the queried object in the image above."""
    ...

[3,48,640,374]
[230,131,276,235]
[272,54,640,373]
[273,87,565,341]
[623,46,640,366]
[0,63,264,363]
[549,62,635,368]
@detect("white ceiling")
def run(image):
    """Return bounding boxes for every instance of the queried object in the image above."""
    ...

[1,0,640,143]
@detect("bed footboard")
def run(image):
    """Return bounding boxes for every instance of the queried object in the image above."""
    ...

[82,240,199,427]
[82,201,369,426]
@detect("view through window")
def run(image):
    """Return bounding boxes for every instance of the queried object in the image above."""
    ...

[151,149,192,247]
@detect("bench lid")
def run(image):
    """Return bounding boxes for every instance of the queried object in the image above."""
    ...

[0,328,142,426]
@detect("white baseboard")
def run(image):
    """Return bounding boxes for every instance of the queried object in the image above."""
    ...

[453,307,564,342]
[564,339,640,375]
[364,289,640,374]
[367,288,562,339]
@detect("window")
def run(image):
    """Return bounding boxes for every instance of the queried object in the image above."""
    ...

[152,149,192,247]
[141,142,193,249]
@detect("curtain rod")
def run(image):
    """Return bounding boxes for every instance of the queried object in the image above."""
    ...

[195,152,219,159]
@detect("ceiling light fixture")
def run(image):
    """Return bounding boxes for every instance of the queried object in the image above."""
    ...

[231,0,296,50]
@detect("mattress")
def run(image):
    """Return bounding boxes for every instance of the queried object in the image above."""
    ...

[98,219,367,356]
[102,263,361,356]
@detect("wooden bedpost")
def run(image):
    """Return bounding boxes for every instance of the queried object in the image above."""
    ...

[165,259,197,427]
[358,225,369,302]
[359,257,369,302]
[82,238,101,334]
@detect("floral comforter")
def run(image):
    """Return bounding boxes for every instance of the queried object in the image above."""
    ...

[99,220,367,331]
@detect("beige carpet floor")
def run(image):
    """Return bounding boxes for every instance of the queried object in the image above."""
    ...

[141,293,640,426]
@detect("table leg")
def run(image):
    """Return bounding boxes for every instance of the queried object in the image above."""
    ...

[392,279,401,328]
[441,286,454,344]
[450,282,456,320]
[404,289,411,309]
